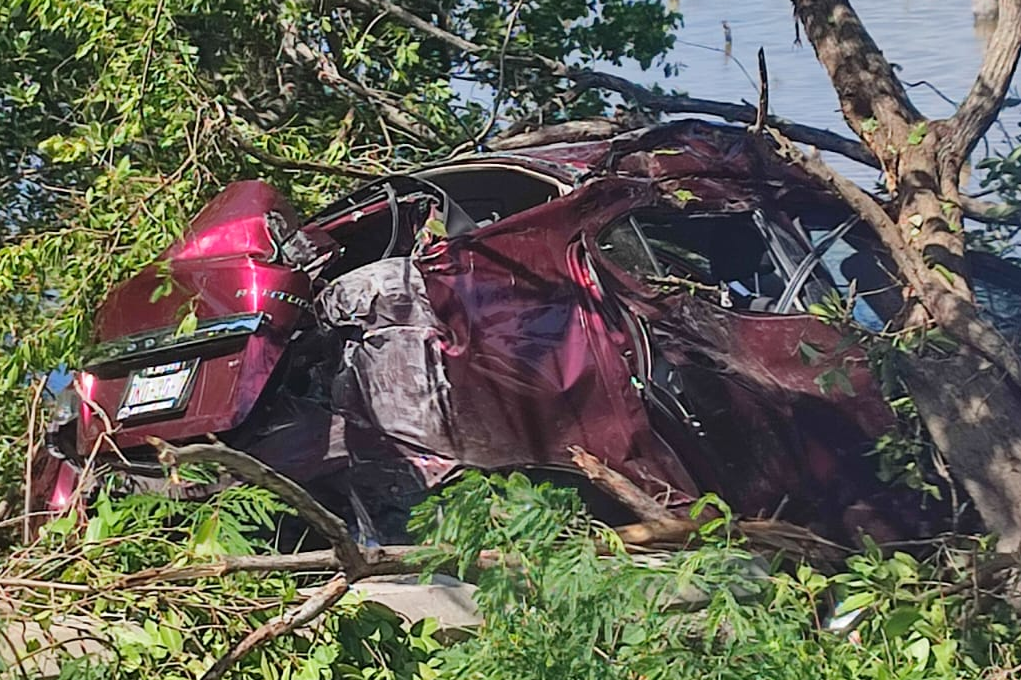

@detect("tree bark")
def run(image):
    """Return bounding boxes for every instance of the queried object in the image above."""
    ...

[790,0,1021,549]
[901,353,1021,549]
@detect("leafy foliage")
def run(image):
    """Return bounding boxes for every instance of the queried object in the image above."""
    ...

[1,484,441,679]
[4,473,1021,679]
[411,472,1021,680]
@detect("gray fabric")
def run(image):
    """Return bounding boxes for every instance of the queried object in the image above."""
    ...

[317,257,438,328]
[316,258,459,457]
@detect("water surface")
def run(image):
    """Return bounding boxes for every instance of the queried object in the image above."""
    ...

[610,0,1021,185]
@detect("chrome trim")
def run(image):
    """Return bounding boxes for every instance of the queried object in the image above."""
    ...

[83,312,265,370]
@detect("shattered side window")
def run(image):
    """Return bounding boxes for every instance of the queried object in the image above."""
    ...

[597,216,663,279]
[598,209,793,311]
[801,224,904,331]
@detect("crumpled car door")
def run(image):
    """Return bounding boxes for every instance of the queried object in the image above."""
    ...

[582,204,917,541]
[416,179,699,504]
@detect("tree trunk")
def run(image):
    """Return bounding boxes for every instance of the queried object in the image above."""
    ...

[902,353,1021,549]
[790,0,1021,549]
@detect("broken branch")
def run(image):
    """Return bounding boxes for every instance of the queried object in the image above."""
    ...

[488,119,625,150]
[564,69,880,168]
[569,446,674,522]
[150,439,368,577]
[200,571,350,680]
[751,47,768,135]
[114,545,428,589]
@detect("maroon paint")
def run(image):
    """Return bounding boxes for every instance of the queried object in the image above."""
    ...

[420,179,698,502]
[78,183,311,456]
[49,121,933,542]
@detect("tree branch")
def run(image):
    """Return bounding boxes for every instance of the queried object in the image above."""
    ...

[113,545,426,589]
[790,0,921,179]
[278,20,440,146]
[571,447,851,563]
[791,0,921,127]
[959,194,1021,227]
[200,572,350,680]
[563,69,880,168]
[228,132,378,180]
[751,47,769,135]
[569,446,675,522]
[151,439,368,577]
[947,0,1021,162]
[488,119,626,150]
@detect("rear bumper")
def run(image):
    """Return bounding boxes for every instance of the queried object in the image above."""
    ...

[77,324,289,458]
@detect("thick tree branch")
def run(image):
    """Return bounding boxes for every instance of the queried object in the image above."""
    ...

[959,195,1021,227]
[488,119,626,150]
[791,0,921,180]
[571,447,851,563]
[569,446,674,522]
[114,545,425,589]
[763,128,1021,388]
[791,0,921,128]
[563,70,880,168]
[151,439,368,577]
[947,0,1021,162]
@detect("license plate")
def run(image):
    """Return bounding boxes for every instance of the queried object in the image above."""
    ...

[117,359,199,421]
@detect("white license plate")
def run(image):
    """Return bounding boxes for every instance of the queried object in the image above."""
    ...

[117,359,199,421]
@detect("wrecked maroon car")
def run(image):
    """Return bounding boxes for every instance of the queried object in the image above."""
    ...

[34,120,1021,543]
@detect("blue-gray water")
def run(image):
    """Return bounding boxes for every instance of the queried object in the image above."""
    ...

[605,0,1021,185]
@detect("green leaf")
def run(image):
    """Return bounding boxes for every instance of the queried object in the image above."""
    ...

[836,590,875,615]
[797,340,825,366]
[149,277,173,303]
[175,310,198,337]
[883,606,921,637]
[907,121,928,145]
[425,218,447,236]
[907,637,931,665]
[932,639,957,674]
[860,117,879,133]
[672,188,699,205]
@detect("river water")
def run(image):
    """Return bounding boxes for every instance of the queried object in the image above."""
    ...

[605,0,1021,186]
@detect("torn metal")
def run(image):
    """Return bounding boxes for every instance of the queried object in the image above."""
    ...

[34,120,1021,543]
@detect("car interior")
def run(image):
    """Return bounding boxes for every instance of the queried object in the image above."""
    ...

[596,207,796,311]
[302,167,567,276]
[417,164,566,226]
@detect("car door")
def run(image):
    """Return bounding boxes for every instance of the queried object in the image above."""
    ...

[417,178,701,504]
[582,203,906,540]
